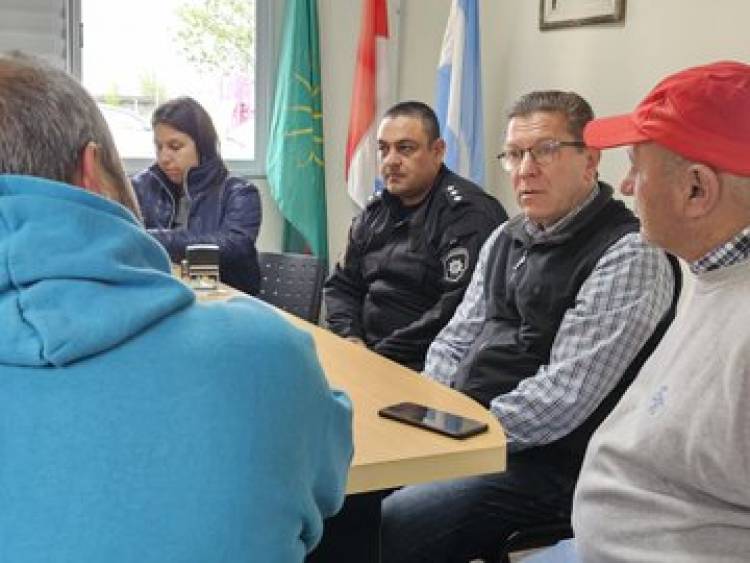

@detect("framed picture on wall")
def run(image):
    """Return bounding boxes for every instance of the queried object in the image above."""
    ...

[539,0,626,30]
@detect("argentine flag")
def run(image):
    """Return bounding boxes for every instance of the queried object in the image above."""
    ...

[435,0,485,186]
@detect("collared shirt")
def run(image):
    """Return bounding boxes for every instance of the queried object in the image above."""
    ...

[423,189,674,453]
[525,183,600,239]
[690,225,750,273]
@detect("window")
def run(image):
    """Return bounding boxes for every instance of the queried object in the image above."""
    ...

[0,0,77,72]
[72,0,272,176]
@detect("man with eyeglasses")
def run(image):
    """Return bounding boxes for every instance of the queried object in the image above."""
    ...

[324,101,507,371]
[380,90,677,563]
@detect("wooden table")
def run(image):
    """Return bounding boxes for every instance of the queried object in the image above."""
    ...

[190,284,506,493]
[296,318,506,493]
[189,281,506,561]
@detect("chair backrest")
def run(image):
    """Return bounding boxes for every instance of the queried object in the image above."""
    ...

[257,252,325,323]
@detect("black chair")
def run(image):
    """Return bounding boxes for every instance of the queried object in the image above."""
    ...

[257,252,325,323]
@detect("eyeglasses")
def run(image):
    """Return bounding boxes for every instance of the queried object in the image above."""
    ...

[497,139,586,171]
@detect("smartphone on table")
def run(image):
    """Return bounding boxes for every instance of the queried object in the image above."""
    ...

[378,401,489,439]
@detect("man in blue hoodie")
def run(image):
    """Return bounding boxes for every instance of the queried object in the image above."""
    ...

[0,52,353,563]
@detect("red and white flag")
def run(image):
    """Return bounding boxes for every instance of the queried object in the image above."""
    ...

[345,0,392,208]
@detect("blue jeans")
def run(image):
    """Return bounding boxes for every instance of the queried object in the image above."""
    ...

[381,457,576,563]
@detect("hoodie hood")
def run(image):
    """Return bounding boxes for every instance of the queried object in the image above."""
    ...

[144,156,228,201]
[0,175,194,367]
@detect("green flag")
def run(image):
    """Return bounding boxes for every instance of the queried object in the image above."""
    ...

[266,0,328,260]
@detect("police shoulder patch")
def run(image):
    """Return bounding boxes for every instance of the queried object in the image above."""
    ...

[443,247,470,283]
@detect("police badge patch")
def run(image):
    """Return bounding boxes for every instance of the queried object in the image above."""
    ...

[443,247,470,282]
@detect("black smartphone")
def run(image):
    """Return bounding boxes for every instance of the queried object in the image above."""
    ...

[378,401,489,439]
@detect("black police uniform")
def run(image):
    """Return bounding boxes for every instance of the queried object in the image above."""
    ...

[323,165,508,371]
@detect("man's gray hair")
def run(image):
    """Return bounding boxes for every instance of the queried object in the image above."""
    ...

[507,90,594,141]
[0,52,137,212]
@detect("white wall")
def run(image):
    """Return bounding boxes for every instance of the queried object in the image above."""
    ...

[316,0,365,264]
[262,0,750,267]
[249,180,279,252]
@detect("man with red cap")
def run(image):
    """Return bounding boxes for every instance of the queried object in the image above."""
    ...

[574,61,750,562]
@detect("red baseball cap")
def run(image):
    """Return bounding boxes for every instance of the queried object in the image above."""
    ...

[584,61,750,176]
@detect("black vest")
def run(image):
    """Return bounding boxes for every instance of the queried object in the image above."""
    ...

[454,184,678,474]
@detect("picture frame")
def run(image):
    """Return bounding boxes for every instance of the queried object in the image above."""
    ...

[539,0,626,31]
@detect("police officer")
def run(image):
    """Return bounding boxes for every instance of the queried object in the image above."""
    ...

[324,101,507,371]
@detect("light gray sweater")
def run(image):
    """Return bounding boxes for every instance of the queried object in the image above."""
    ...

[573,258,750,563]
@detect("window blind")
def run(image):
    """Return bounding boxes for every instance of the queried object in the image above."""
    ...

[0,0,78,73]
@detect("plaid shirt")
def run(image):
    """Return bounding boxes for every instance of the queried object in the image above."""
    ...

[691,225,750,273]
[423,191,675,452]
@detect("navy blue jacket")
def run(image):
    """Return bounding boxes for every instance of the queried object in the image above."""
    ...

[132,158,261,294]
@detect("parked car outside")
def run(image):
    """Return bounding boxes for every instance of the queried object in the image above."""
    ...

[98,103,154,159]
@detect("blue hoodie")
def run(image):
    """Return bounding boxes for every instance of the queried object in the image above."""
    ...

[0,175,353,563]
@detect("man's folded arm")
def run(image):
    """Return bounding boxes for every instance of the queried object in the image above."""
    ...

[323,222,367,339]
[422,225,503,385]
[489,233,675,452]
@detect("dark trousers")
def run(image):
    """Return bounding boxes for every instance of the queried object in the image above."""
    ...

[380,457,576,563]
[307,490,391,563]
